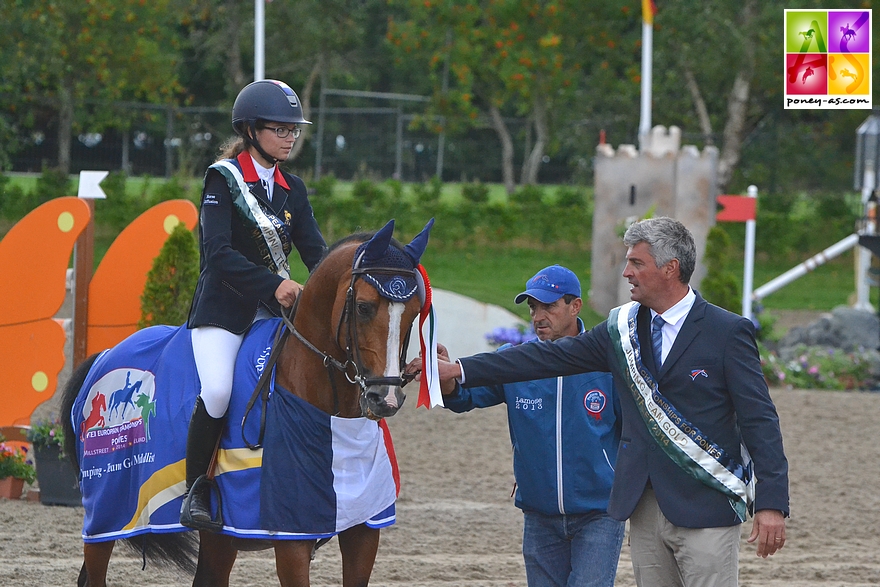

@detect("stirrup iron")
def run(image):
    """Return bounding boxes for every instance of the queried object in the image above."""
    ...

[180,474,224,532]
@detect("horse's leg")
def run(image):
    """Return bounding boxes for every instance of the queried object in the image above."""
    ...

[273,539,316,587]
[81,541,114,587]
[192,532,237,587]
[338,525,380,587]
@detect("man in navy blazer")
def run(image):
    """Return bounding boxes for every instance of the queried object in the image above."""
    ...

[426,217,788,586]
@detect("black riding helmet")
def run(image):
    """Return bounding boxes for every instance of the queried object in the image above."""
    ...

[231,80,312,163]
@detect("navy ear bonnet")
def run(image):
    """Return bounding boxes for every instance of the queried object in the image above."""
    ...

[353,218,434,302]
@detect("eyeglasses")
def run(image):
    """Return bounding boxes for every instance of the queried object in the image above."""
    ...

[264,126,301,139]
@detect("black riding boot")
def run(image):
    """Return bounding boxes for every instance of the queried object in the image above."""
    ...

[180,396,226,531]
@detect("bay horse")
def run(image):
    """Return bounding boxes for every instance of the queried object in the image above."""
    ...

[60,218,435,587]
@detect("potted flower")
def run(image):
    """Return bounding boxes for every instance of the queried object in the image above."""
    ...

[26,418,82,506]
[0,436,36,500]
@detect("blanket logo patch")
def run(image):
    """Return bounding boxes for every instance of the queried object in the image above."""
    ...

[79,368,157,458]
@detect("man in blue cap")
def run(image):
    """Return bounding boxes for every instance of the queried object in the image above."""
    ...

[442,265,623,587]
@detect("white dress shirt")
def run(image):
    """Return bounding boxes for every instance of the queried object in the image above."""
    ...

[252,155,276,201]
[650,287,696,365]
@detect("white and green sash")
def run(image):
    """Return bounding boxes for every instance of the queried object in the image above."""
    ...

[607,302,755,522]
[211,160,291,279]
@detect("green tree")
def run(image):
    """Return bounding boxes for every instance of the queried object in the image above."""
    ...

[646,0,879,195]
[175,0,380,163]
[653,0,787,192]
[1,0,182,173]
[139,223,199,328]
[701,226,740,313]
[175,0,250,105]
[387,1,629,192]
[265,0,381,161]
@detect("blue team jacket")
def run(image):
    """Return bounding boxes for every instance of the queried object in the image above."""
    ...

[445,322,621,516]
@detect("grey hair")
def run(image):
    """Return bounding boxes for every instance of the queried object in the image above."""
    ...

[623,217,696,284]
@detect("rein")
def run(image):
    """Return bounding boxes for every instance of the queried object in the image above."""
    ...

[241,311,290,449]
[241,265,417,448]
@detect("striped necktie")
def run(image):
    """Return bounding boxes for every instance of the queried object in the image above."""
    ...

[651,314,665,368]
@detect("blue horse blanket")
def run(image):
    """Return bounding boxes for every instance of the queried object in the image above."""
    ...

[71,319,398,543]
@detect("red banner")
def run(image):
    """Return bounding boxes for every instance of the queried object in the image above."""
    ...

[716,195,757,222]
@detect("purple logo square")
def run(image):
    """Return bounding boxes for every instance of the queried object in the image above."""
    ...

[827,11,870,53]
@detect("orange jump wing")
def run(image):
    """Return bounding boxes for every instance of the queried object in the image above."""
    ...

[0,197,91,428]
[87,200,198,355]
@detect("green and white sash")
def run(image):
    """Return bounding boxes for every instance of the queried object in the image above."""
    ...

[607,302,755,522]
[211,160,291,279]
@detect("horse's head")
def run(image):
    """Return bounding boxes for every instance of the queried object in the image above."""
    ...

[286,219,433,420]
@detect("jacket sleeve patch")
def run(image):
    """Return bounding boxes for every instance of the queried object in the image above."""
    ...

[202,193,221,206]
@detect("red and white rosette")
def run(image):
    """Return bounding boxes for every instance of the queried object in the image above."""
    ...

[415,264,442,408]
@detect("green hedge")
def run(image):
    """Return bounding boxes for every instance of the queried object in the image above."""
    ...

[0,170,202,234]
[308,174,594,249]
[0,170,868,328]
[0,170,862,263]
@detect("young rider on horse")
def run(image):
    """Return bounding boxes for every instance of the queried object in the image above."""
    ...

[181,79,327,530]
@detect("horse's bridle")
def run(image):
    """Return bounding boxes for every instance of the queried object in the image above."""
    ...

[282,265,417,406]
[242,265,417,448]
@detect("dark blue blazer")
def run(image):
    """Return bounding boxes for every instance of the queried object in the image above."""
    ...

[459,293,789,528]
[187,154,326,334]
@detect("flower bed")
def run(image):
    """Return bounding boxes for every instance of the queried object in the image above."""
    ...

[761,344,878,390]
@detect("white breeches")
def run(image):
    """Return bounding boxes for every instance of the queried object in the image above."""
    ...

[191,326,245,418]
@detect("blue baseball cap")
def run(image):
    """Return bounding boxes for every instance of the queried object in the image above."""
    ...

[514,265,581,304]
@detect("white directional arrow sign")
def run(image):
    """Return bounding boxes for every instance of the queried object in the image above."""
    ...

[77,170,108,199]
